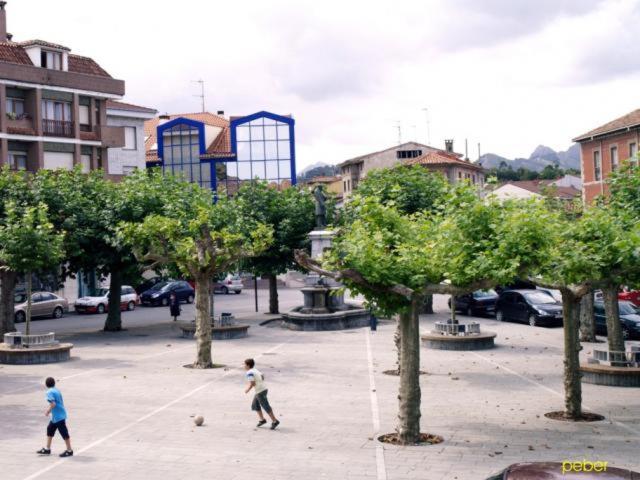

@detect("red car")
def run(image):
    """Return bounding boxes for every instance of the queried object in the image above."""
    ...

[487,462,639,479]
[618,288,640,307]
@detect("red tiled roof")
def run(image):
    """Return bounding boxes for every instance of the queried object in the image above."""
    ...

[67,54,111,77]
[573,108,640,142]
[106,100,157,114]
[17,39,71,51]
[0,42,33,65]
[337,142,463,168]
[207,126,231,154]
[405,151,485,172]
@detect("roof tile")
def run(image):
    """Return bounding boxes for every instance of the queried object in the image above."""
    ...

[574,108,640,141]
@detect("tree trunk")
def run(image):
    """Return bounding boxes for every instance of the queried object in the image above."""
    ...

[397,297,421,444]
[267,273,279,314]
[0,270,17,338]
[560,288,583,419]
[26,273,32,337]
[579,291,596,342]
[193,275,213,368]
[421,294,434,314]
[103,267,123,332]
[394,316,401,375]
[602,284,625,354]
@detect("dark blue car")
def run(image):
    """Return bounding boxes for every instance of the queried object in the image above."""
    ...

[594,300,640,340]
[140,281,195,307]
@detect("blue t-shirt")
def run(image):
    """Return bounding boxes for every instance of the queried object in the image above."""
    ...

[46,387,67,423]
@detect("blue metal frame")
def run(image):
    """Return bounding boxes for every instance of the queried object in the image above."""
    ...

[156,117,206,162]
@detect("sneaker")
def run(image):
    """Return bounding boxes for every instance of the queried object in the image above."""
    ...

[270,420,280,430]
[59,450,73,458]
[256,419,267,427]
[36,448,51,455]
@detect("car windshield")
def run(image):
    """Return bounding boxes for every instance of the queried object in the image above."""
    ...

[96,288,109,297]
[619,301,638,315]
[14,293,27,303]
[149,282,168,291]
[474,289,497,298]
[524,292,556,305]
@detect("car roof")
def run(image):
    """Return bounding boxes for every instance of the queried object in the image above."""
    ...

[506,462,639,479]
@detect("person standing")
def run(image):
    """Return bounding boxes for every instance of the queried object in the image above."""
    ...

[169,291,180,321]
[37,377,73,457]
[243,358,279,430]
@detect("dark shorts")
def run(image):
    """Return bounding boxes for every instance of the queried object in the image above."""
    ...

[251,389,272,414]
[47,420,69,439]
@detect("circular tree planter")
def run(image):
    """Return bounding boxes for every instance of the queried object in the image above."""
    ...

[580,363,640,387]
[377,433,444,446]
[421,331,496,351]
[178,321,249,340]
[544,411,605,422]
[0,343,73,365]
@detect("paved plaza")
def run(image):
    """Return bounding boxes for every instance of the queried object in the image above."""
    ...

[1,289,639,480]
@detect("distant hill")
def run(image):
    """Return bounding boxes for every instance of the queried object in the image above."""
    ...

[479,144,580,172]
[297,162,339,182]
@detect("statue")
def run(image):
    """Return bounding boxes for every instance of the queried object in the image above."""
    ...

[313,185,327,229]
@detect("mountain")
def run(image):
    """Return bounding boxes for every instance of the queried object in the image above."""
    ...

[297,162,339,181]
[479,144,580,172]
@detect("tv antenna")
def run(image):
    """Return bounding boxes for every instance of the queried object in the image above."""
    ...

[422,107,431,145]
[395,121,402,145]
[192,79,205,112]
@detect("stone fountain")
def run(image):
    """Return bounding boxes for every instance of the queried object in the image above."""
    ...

[281,187,370,331]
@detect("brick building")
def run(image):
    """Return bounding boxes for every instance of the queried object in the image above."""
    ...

[573,108,640,203]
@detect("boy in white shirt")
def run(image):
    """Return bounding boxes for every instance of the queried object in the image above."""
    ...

[244,358,280,430]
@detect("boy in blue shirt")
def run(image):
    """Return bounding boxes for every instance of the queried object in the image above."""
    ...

[37,377,73,457]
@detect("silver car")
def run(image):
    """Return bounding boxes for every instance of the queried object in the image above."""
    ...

[14,292,69,323]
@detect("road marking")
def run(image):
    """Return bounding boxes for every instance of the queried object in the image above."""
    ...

[470,351,640,437]
[21,342,286,480]
[365,329,387,480]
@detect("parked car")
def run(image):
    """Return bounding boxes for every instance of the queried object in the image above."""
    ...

[448,289,498,316]
[14,292,69,323]
[594,300,640,340]
[537,287,562,302]
[486,462,639,479]
[140,280,195,307]
[135,277,169,295]
[618,288,640,307]
[495,289,563,327]
[213,274,243,295]
[74,286,139,314]
[495,279,537,294]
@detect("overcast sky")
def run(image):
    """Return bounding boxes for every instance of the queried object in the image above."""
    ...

[9,0,640,169]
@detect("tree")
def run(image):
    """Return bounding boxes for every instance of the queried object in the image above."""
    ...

[235,182,315,314]
[0,202,64,336]
[121,182,272,368]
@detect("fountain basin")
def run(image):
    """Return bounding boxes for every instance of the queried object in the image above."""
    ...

[281,305,370,331]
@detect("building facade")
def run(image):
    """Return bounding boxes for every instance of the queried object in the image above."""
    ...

[146,110,296,194]
[490,178,581,202]
[574,108,640,204]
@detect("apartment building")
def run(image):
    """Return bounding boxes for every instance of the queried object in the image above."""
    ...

[0,2,129,174]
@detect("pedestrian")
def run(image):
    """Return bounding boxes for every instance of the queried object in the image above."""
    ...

[243,358,279,430]
[370,308,378,331]
[37,377,73,457]
[169,291,180,321]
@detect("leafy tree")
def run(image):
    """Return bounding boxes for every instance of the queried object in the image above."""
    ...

[235,182,315,313]
[121,183,272,368]
[0,202,64,336]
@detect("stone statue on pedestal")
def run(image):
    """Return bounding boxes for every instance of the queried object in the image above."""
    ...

[313,186,327,229]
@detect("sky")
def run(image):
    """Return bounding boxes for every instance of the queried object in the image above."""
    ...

[9,0,640,169]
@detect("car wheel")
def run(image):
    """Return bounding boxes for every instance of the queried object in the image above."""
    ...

[97,304,106,314]
[15,311,26,323]
[187,295,194,304]
[52,307,63,319]
[221,286,229,295]
[127,301,135,311]
[235,290,241,294]
[161,297,169,306]
[496,310,504,322]
[528,314,538,327]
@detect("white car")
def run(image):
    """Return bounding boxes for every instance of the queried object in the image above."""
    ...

[213,274,243,294]
[74,285,139,314]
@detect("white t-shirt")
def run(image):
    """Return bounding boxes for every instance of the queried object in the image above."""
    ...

[245,368,267,394]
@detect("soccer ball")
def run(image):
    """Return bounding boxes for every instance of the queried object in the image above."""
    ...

[194,415,204,426]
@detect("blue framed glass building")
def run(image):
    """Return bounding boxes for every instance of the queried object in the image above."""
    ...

[147,110,296,194]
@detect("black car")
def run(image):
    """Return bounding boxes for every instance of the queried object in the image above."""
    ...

[140,281,195,307]
[495,289,563,327]
[448,289,498,316]
[594,300,640,340]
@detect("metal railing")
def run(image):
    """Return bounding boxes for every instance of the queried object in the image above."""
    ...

[3,332,57,348]
[42,119,74,137]
[432,321,481,336]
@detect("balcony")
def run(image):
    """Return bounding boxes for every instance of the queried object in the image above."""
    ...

[42,119,74,138]
[6,114,35,135]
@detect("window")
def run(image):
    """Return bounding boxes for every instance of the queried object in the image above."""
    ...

[8,151,27,170]
[80,154,91,173]
[396,149,422,159]
[611,146,619,170]
[79,105,90,125]
[630,142,638,162]
[123,127,137,150]
[41,100,71,121]
[6,98,25,117]
[594,150,601,181]
[41,50,62,70]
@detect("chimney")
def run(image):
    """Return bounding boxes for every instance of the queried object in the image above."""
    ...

[216,110,225,116]
[0,1,8,42]
[445,139,454,153]
[158,114,171,125]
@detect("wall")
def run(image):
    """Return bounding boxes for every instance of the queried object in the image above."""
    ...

[106,114,147,175]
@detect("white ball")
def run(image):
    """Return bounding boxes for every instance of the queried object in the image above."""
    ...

[194,415,204,426]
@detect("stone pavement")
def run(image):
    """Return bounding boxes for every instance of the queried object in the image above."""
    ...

[1,299,639,480]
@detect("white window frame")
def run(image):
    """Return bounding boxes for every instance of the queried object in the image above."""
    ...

[610,145,619,171]
[8,151,27,170]
[79,105,90,126]
[6,98,25,117]
[123,126,137,150]
[594,150,601,181]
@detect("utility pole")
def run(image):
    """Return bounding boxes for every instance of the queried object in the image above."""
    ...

[465,139,469,160]
[421,107,431,145]
[477,142,481,160]
[395,121,402,145]
[192,79,205,112]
